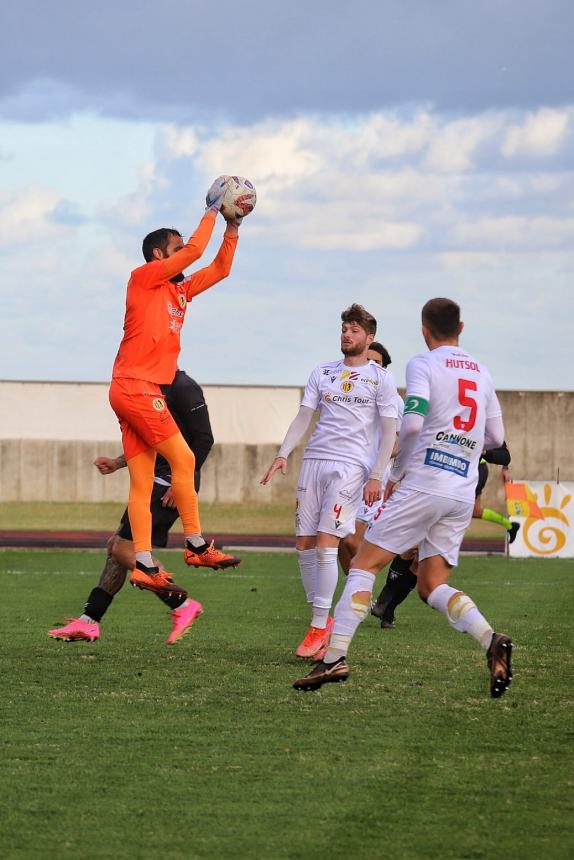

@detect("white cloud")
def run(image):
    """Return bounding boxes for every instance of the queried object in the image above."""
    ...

[438,251,510,270]
[194,119,324,187]
[4,104,573,390]
[163,125,199,159]
[424,114,504,172]
[501,108,572,158]
[293,218,423,251]
[0,187,70,245]
[495,173,563,197]
[452,216,574,249]
[113,106,574,258]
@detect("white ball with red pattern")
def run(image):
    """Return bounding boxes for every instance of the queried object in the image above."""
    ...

[220,176,257,221]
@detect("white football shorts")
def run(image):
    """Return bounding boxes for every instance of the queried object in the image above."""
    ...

[296,459,367,538]
[356,462,393,526]
[364,485,473,567]
[356,499,384,527]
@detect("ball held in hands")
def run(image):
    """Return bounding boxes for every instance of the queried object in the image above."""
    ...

[205,175,230,212]
[207,175,256,225]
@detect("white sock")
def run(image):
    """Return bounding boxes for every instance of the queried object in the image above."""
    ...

[324,567,375,661]
[135,551,154,568]
[311,547,339,628]
[427,583,494,651]
[296,548,317,605]
[80,614,96,624]
[186,534,207,549]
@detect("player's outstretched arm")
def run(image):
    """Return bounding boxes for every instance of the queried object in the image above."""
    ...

[159,210,219,281]
[184,222,239,300]
[259,405,314,485]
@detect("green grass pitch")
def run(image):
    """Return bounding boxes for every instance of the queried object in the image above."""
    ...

[0,550,572,860]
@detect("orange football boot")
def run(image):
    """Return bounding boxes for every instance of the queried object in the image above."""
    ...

[129,564,187,597]
[184,540,241,571]
[295,620,332,659]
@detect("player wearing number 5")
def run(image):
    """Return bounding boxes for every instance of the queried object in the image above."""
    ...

[294,298,513,699]
[260,304,398,660]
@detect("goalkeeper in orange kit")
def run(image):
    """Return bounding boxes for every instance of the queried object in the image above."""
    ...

[108,177,242,605]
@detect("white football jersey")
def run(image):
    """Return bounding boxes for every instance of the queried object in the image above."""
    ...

[395,391,405,432]
[301,359,398,471]
[399,345,502,503]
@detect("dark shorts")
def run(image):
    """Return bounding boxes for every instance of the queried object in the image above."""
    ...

[117,481,179,548]
[475,462,489,498]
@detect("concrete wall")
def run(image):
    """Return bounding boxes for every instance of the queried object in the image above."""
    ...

[0,439,305,506]
[1,382,573,511]
[0,381,302,444]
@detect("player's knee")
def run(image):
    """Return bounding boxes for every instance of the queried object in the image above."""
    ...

[296,537,316,551]
[342,534,359,557]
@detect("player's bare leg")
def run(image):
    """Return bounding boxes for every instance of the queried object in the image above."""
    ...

[107,536,203,644]
[338,521,367,576]
[418,555,513,698]
[112,535,203,644]
[109,532,201,644]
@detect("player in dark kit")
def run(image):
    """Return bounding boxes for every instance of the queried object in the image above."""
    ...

[371,441,519,629]
[48,371,240,645]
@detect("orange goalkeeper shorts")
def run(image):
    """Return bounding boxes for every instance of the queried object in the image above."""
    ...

[109,377,179,461]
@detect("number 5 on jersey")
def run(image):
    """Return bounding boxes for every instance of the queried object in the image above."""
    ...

[454,378,478,432]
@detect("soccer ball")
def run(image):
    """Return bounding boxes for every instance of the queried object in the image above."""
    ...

[220,175,257,221]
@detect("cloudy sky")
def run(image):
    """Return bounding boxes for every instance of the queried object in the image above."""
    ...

[1,0,573,390]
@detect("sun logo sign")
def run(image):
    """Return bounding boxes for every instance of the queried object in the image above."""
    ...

[507,482,574,558]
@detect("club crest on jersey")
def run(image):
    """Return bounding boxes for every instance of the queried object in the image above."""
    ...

[152,398,165,412]
[177,294,186,310]
[341,381,354,393]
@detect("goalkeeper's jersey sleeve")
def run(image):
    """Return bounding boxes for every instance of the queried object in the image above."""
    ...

[112,215,237,385]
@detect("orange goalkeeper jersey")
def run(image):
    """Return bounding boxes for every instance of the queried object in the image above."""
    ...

[112,213,238,384]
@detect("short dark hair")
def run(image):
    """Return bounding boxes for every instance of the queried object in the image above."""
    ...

[142,228,182,263]
[368,342,392,367]
[340,303,377,335]
[421,298,461,339]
